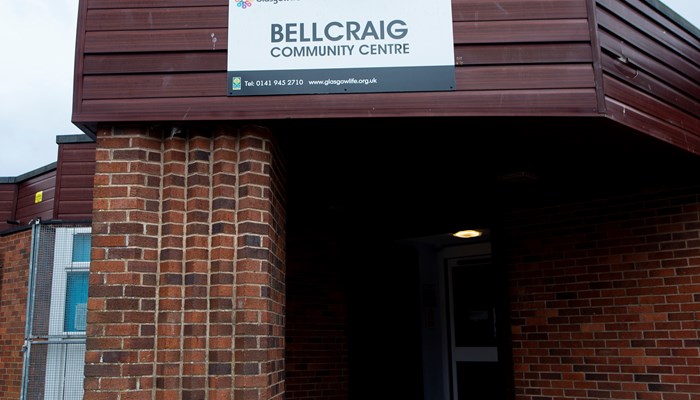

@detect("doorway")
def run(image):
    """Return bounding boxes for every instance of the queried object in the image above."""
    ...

[419,242,512,400]
[445,246,509,400]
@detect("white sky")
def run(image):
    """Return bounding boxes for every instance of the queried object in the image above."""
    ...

[0,0,698,177]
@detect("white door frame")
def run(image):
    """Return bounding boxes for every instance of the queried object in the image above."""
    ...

[440,243,494,400]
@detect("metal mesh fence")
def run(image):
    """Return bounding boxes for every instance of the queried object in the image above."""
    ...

[22,222,91,400]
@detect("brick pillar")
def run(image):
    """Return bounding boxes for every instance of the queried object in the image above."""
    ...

[158,131,187,399]
[233,131,286,400]
[85,125,286,400]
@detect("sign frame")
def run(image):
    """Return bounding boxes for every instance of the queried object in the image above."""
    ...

[227,0,456,96]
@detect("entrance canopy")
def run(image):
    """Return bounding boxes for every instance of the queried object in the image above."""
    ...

[71,0,699,154]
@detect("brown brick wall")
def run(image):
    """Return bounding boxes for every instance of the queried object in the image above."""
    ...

[285,236,349,400]
[0,229,31,399]
[505,186,700,399]
[85,124,285,400]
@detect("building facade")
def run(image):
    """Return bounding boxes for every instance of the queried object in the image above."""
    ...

[1,0,699,399]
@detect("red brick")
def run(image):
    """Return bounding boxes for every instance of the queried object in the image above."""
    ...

[83,128,287,400]
[0,231,30,398]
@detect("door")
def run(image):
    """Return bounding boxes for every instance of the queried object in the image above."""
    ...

[445,248,509,400]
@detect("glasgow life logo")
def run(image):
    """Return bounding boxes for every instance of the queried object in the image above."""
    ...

[236,0,251,9]
[234,0,301,9]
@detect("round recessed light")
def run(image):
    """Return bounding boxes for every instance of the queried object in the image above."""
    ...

[452,229,482,239]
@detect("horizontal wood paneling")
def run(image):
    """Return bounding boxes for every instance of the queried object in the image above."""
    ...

[83,42,593,75]
[454,43,593,65]
[56,163,91,177]
[15,194,54,214]
[83,43,592,76]
[56,201,94,220]
[83,73,224,99]
[82,65,596,100]
[76,89,599,121]
[0,187,16,202]
[597,0,700,64]
[451,0,587,22]
[58,179,94,196]
[606,98,700,154]
[598,30,700,100]
[593,0,700,154]
[0,142,94,229]
[82,19,591,54]
[83,52,225,74]
[623,0,700,52]
[15,172,56,223]
[604,76,700,133]
[601,53,699,117]
[16,176,55,206]
[74,0,603,134]
[58,145,97,163]
[453,19,590,44]
[58,186,94,200]
[596,7,700,83]
[456,65,594,90]
[88,0,226,9]
[84,29,226,53]
[0,185,18,230]
[55,142,96,221]
[85,0,585,24]
[85,7,227,31]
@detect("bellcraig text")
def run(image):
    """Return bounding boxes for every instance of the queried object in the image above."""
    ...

[270,20,410,58]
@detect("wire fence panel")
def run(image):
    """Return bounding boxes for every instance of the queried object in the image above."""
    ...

[24,341,87,400]
[22,222,91,400]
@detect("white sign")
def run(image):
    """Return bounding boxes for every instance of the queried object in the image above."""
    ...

[227,0,456,96]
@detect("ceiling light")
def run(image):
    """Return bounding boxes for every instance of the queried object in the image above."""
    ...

[452,229,482,239]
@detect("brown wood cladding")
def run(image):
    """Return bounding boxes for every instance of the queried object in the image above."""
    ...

[453,19,590,43]
[0,141,95,232]
[87,0,225,9]
[82,65,596,100]
[74,0,598,122]
[54,143,96,221]
[454,43,593,65]
[72,0,699,154]
[15,171,56,224]
[606,98,700,151]
[594,0,700,154]
[0,187,17,213]
[83,44,592,76]
[451,0,587,21]
[84,29,227,53]
[601,51,699,117]
[85,7,227,31]
[0,185,18,231]
[83,52,226,75]
[79,89,598,122]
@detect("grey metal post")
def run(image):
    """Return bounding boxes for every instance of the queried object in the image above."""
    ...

[20,219,42,400]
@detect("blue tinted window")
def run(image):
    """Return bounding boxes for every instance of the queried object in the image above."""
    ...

[72,233,91,262]
[64,271,89,332]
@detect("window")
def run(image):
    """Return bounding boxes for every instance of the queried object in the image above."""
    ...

[44,227,91,399]
[64,271,89,332]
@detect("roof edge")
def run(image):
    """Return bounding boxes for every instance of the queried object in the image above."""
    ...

[56,133,95,144]
[0,162,58,184]
[642,0,700,39]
